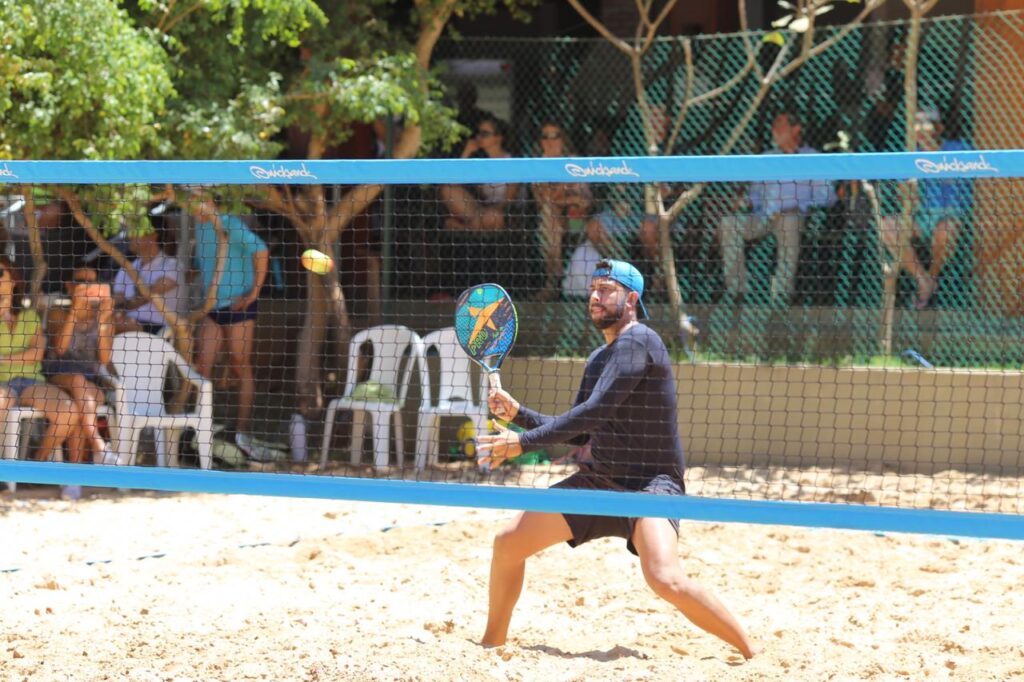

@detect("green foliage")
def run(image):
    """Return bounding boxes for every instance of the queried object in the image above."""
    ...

[0,0,174,160]
[165,75,286,160]
[3,0,536,217]
[288,53,464,155]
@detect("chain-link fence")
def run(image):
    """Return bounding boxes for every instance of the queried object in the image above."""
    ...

[419,11,1024,368]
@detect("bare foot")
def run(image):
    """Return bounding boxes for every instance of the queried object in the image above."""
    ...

[479,634,506,648]
[740,642,760,659]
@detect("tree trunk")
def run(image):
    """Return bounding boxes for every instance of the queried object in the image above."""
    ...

[19,187,47,303]
[294,269,333,415]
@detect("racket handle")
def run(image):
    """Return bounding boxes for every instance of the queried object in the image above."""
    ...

[488,372,502,391]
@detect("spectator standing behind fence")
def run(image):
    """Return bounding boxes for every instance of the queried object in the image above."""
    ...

[188,192,272,462]
[111,231,179,337]
[716,112,836,304]
[440,116,519,232]
[563,188,640,299]
[0,257,80,475]
[531,122,593,301]
[43,267,117,467]
[879,109,971,309]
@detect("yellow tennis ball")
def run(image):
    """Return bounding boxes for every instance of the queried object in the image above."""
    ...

[300,248,334,275]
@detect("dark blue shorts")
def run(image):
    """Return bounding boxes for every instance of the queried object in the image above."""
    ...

[42,358,100,384]
[207,300,258,326]
[552,469,683,556]
[3,377,41,400]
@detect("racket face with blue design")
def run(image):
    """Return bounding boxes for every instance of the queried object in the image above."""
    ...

[454,283,518,387]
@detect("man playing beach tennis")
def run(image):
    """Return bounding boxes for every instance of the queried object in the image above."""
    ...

[477,259,757,659]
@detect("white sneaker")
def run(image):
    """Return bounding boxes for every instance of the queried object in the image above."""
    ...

[100,446,120,466]
[234,432,285,463]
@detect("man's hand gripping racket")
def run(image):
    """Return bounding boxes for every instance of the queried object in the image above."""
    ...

[454,284,520,471]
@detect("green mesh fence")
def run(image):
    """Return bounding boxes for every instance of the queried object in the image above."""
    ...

[428,11,1024,369]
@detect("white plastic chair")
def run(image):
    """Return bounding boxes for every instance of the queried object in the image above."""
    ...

[415,327,489,470]
[3,406,50,493]
[320,325,423,469]
[108,331,214,469]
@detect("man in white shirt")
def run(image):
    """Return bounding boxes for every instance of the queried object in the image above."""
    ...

[716,112,837,303]
[112,232,179,336]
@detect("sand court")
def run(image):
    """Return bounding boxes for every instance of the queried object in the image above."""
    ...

[1,489,1023,681]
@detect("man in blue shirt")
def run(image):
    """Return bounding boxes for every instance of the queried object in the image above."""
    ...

[477,259,756,660]
[716,111,837,303]
[189,192,271,461]
[878,108,972,309]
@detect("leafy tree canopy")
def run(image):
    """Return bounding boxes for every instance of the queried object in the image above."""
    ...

[0,0,174,159]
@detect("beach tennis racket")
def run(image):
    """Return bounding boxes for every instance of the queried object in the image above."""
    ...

[454,283,518,391]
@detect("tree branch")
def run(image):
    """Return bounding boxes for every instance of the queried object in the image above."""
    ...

[664,37,695,154]
[566,0,635,56]
[777,0,886,81]
[640,0,678,55]
[739,0,765,82]
[156,0,178,33]
[19,186,47,302]
[160,1,203,34]
[58,188,192,348]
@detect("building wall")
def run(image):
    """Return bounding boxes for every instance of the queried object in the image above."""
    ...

[502,356,1024,471]
[971,2,1024,315]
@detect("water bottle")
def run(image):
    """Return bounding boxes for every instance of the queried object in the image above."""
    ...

[290,413,308,463]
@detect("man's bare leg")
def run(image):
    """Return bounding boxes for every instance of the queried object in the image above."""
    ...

[482,511,573,646]
[633,517,758,659]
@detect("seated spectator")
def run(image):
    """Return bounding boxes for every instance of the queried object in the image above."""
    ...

[453,82,493,153]
[439,115,519,231]
[878,108,971,309]
[716,111,836,303]
[531,122,593,300]
[43,267,116,465]
[0,257,80,467]
[188,191,273,462]
[562,190,640,298]
[112,231,180,337]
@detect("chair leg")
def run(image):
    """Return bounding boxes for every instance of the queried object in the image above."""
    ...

[428,414,443,468]
[154,428,169,468]
[320,401,339,468]
[18,419,33,461]
[393,411,404,467]
[3,413,21,493]
[371,413,390,470]
[165,428,182,468]
[349,409,365,466]
[415,413,435,470]
[196,428,213,470]
[116,418,143,466]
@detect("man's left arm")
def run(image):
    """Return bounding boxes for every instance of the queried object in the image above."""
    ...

[518,338,648,450]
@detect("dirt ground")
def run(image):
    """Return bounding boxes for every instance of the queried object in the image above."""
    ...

[1,488,1023,682]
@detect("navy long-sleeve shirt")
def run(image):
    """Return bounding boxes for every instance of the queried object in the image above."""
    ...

[515,324,685,489]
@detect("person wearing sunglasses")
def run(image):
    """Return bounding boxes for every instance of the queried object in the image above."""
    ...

[531,122,593,301]
[43,267,117,466]
[440,115,518,232]
[0,258,80,477]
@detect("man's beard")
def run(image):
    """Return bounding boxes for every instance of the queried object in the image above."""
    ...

[591,299,626,330]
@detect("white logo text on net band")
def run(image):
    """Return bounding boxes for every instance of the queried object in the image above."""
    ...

[915,155,999,175]
[0,164,18,180]
[565,160,640,179]
[249,163,318,180]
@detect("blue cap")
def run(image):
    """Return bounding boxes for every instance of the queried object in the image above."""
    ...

[592,259,649,319]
